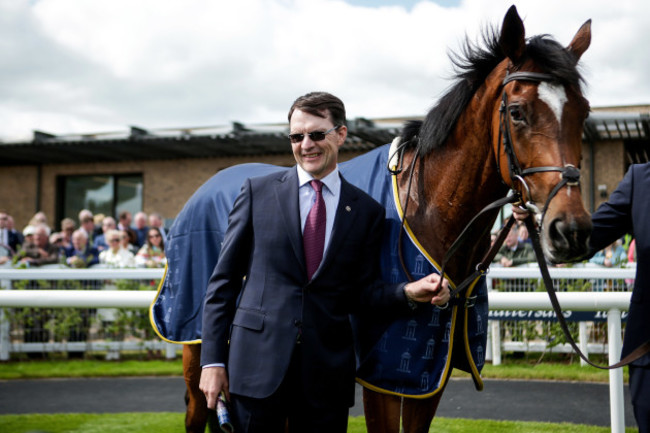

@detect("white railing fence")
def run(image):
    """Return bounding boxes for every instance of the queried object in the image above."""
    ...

[0,267,636,432]
[486,266,634,433]
[0,268,172,361]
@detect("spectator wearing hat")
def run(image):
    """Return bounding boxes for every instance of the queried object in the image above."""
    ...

[14,224,59,267]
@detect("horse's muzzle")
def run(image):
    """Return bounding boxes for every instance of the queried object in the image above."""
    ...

[544,215,592,263]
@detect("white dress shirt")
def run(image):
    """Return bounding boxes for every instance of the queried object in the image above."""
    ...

[297,164,341,256]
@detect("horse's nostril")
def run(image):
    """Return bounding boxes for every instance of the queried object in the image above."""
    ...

[546,216,592,261]
[548,218,570,250]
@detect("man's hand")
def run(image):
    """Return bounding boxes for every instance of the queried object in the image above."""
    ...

[404,273,450,306]
[511,205,530,222]
[199,366,229,409]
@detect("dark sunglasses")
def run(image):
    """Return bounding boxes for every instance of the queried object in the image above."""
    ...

[109,238,120,243]
[149,234,161,239]
[288,125,340,144]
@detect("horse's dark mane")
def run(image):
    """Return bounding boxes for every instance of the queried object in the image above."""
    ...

[402,27,585,155]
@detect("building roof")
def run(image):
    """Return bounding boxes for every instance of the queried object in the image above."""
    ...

[584,111,650,164]
[0,118,400,166]
[1,112,648,166]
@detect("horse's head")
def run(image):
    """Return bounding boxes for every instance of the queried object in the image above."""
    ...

[493,6,592,263]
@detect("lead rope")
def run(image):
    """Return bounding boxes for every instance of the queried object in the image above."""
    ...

[524,215,650,369]
[396,149,420,283]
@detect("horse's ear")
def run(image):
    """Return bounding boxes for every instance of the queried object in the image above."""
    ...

[567,19,591,62]
[499,5,526,63]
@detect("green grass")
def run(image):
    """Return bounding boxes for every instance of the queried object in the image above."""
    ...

[0,414,637,433]
[0,358,184,380]
[0,354,637,432]
[0,353,628,382]
[460,358,629,383]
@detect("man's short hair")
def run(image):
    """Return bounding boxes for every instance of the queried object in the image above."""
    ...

[61,218,76,231]
[288,92,346,128]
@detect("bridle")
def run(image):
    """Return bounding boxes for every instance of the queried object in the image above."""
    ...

[393,70,650,369]
[497,71,581,227]
[495,71,649,369]
[401,69,583,294]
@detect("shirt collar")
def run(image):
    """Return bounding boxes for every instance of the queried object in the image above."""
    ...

[297,165,340,195]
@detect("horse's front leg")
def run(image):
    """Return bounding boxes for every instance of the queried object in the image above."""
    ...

[363,387,446,433]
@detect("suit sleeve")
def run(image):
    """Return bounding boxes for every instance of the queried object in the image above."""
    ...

[589,166,635,256]
[200,179,254,366]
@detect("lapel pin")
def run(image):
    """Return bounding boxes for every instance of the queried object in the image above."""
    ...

[346,206,351,212]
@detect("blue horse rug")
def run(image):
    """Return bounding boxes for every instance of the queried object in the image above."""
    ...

[150,141,488,397]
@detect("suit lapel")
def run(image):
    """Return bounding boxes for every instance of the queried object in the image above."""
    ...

[274,167,305,268]
[316,175,359,277]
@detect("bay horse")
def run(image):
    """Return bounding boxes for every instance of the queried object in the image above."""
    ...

[362,6,593,432]
[150,5,593,433]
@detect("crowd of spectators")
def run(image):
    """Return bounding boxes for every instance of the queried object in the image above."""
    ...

[491,220,636,270]
[2,208,636,272]
[0,209,168,269]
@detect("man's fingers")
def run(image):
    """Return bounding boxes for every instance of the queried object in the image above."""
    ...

[223,383,230,402]
[206,392,218,410]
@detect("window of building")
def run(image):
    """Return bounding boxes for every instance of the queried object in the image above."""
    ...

[56,174,143,228]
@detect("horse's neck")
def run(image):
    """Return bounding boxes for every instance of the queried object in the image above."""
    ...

[401,104,507,281]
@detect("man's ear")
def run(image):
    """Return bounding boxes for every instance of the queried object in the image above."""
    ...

[336,125,348,148]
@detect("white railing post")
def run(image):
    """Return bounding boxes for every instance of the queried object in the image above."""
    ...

[0,278,10,361]
[607,308,625,433]
[579,321,589,367]
[165,342,177,359]
[485,321,492,362]
[491,320,502,365]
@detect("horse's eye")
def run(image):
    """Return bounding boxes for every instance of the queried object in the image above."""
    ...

[509,105,525,123]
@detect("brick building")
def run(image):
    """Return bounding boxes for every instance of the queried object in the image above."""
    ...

[0,119,398,230]
[1,107,648,231]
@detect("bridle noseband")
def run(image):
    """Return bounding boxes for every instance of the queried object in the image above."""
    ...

[498,71,581,225]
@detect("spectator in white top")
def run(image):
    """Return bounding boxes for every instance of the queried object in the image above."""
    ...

[99,229,135,268]
[94,217,117,252]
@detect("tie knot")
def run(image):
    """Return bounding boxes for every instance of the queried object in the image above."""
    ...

[310,179,323,193]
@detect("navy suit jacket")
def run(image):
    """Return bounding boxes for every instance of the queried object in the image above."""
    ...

[7,230,22,253]
[201,167,409,407]
[63,245,100,267]
[589,162,650,361]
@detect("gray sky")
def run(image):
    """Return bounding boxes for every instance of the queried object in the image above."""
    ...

[2,0,649,141]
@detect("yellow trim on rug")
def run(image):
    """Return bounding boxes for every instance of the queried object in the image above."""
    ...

[353,156,483,397]
[149,263,202,345]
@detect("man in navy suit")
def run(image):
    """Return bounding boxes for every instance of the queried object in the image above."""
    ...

[587,163,650,432]
[0,211,21,253]
[199,92,450,432]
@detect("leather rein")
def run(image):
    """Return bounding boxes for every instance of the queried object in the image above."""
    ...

[392,70,650,369]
